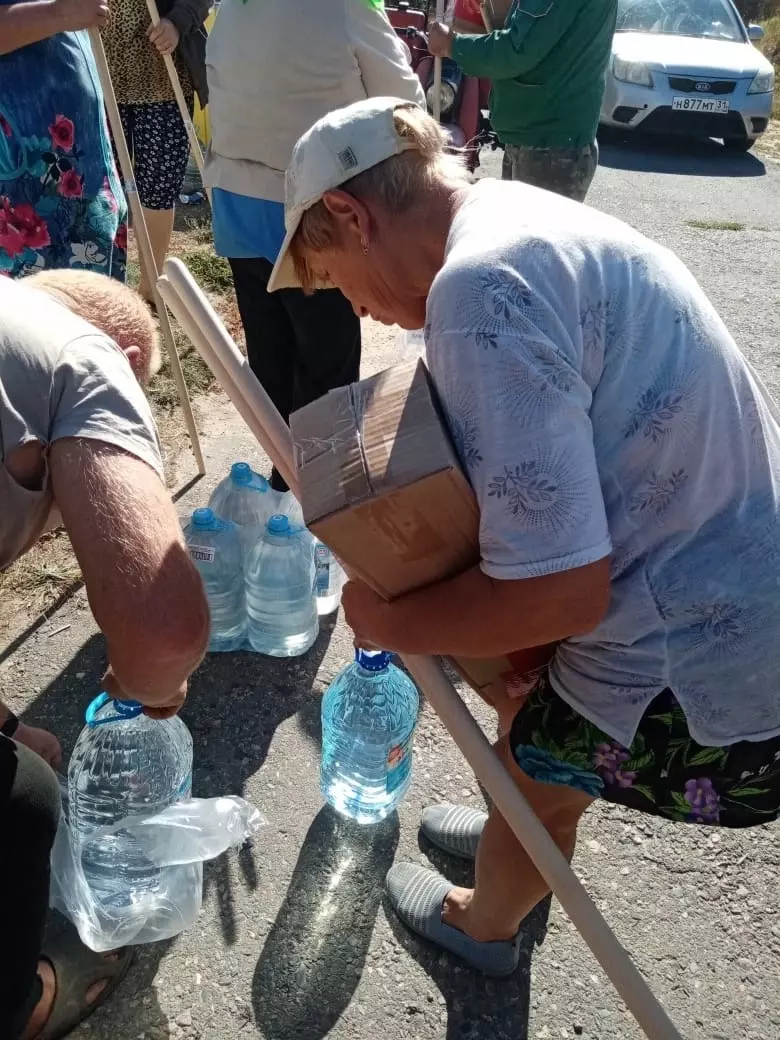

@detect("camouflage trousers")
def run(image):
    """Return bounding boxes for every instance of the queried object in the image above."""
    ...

[501,142,599,203]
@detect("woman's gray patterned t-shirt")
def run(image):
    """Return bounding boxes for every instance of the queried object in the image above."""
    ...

[425,178,780,748]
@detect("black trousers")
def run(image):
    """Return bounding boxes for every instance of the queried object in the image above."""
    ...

[228,257,362,492]
[1,736,61,1039]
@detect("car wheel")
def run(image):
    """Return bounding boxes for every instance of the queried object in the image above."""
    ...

[723,135,755,153]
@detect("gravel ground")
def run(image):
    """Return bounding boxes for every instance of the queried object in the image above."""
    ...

[2,135,780,1040]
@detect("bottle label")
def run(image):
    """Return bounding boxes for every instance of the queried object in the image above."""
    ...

[189,544,215,563]
[386,733,413,794]
[315,543,332,595]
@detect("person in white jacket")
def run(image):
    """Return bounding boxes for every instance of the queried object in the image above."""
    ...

[204,0,425,492]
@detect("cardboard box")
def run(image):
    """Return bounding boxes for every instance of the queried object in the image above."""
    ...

[291,359,554,709]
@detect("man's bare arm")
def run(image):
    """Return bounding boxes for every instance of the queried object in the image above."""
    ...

[50,439,209,709]
[0,0,107,54]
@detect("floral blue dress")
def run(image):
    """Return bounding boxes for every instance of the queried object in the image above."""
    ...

[0,18,127,279]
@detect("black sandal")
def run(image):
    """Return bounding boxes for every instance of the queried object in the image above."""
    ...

[35,928,133,1040]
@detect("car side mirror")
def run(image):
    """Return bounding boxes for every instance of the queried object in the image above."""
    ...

[748,23,765,42]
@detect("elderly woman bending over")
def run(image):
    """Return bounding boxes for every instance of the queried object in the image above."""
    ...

[268,98,780,977]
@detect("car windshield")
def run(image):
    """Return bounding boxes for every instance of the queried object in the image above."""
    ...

[615,0,745,41]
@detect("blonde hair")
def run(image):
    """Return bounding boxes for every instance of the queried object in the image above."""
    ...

[291,104,469,293]
[27,269,161,382]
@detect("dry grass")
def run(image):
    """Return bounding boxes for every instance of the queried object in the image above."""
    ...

[0,531,82,635]
[760,17,780,119]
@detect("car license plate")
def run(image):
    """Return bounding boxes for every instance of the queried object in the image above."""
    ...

[672,96,729,113]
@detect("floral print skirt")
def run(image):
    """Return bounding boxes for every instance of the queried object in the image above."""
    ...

[0,30,126,280]
[509,674,780,827]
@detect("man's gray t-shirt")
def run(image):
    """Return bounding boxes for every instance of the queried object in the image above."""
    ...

[425,179,780,748]
[0,276,163,570]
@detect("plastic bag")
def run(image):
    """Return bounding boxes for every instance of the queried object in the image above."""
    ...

[50,792,264,952]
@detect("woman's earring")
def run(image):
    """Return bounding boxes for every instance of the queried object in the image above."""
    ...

[361,240,369,257]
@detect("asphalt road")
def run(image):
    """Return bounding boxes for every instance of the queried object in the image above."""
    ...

[3,135,780,1040]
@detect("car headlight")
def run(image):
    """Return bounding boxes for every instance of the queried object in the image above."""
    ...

[426,81,457,116]
[748,68,775,94]
[613,56,654,87]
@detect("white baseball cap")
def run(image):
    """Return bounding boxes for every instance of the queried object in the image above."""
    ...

[268,97,419,293]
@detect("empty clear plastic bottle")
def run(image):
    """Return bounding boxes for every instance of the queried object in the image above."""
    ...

[245,514,319,657]
[321,649,420,824]
[314,540,346,616]
[208,463,277,549]
[68,694,195,914]
[184,508,246,652]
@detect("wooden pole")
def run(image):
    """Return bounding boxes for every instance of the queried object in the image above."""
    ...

[144,0,211,204]
[159,258,683,1040]
[88,28,205,475]
[432,0,444,122]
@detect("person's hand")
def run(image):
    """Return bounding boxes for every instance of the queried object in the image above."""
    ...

[15,723,63,770]
[102,667,188,720]
[147,17,180,55]
[428,21,455,59]
[54,0,109,32]
[342,580,391,651]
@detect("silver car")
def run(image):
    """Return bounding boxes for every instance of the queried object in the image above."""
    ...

[600,0,775,152]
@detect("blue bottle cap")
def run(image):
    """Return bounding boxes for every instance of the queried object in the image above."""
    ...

[192,507,216,529]
[231,462,252,485]
[231,462,270,492]
[355,649,392,672]
[267,514,291,536]
[85,692,145,727]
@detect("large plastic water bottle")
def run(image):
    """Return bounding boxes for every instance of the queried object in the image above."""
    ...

[245,514,319,657]
[184,508,246,652]
[208,463,276,548]
[321,650,420,824]
[68,694,195,912]
[314,540,346,616]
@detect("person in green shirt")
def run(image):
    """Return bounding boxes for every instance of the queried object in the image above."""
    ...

[429,0,618,201]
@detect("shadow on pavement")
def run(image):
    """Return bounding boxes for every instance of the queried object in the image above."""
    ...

[21,621,337,1034]
[252,805,399,1040]
[597,130,766,178]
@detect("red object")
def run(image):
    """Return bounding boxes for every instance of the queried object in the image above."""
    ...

[49,114,75,152]
[453,0,487,30]
[114,222,128,252]
[58,169,84,199]
[0,199,51,253]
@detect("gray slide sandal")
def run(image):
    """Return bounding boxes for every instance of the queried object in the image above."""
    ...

[385,863,521,977]
[420,802,487,860]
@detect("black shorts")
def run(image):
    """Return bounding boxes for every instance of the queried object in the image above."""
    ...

[509,673,780,828]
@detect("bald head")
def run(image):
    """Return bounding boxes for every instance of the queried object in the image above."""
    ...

[26,269,161,384]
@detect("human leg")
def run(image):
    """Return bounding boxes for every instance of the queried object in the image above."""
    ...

[131,101,192,302]
[276,286,361,492]
[280,287,362,416]
[503,143,599,202]
[386,737,590,973]
[2,736,132,1039]
[1,736,61,1037]
[228,257,298,492]
[442,736,591,942]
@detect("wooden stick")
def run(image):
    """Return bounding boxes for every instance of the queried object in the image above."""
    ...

[159,257,683,1040]
[144,0,211,204]
[88,28,205,475]
[432,0,445,122]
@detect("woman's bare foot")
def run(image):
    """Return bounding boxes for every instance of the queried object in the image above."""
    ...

[441,885,519,943]
[20,953,119,1040]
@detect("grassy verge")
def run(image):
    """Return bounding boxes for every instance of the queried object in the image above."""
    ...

[686,219,746,231]
[760,16,780,119]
